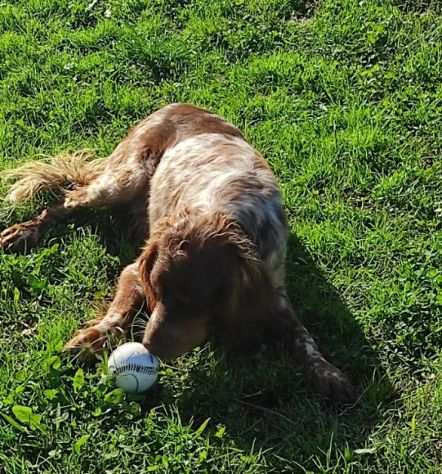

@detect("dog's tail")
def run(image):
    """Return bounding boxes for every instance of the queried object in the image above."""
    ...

[2,151,106,204]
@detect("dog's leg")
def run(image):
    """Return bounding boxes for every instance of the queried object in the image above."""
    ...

[274,293,357,403]
[65,263,145,352]
[0,204,72,251]
[63,156,148,210]
[1,158,149,251]
[264,256,356,402]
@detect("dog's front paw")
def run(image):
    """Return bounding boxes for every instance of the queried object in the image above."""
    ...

[0,220,41,251]
[309,360,358,404]
[64,327,106,353]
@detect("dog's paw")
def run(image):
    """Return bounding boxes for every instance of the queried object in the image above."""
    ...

[64,327,106,353]
[0,220,41,251]
[309,360,358,404]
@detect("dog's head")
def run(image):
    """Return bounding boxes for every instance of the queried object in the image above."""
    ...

[138,211,262,360]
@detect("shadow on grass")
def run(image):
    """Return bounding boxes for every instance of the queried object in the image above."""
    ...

[154,233,397,471]
[4,207,396,471]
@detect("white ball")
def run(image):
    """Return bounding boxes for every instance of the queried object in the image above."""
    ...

[108,342,159,393]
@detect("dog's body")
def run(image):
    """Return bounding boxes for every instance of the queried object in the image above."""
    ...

[1,103,355,401]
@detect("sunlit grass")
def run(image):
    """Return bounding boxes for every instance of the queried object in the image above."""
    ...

[0,0,441,472]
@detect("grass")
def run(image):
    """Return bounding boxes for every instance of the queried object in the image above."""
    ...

[0,0,441,472]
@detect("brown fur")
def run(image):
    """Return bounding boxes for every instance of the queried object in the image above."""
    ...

[1,103,356,402]
[2,151,105,203]
[138,210,269,359]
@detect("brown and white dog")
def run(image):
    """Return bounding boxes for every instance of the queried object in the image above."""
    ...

[1,103,355,402]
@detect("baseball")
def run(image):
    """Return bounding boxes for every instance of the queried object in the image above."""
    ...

[108,342,160,393]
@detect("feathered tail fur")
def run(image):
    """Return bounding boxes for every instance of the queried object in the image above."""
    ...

[2,151,106,203]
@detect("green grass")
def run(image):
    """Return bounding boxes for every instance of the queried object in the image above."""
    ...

[0,0,441,472]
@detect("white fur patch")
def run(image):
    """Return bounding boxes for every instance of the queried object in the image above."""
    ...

[149,133,279,224]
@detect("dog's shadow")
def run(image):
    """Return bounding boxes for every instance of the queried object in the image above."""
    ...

[59,217,394,469]
[4,208,395,470]
[150,233,395,470]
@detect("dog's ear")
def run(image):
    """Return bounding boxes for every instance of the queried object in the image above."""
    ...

[220,255,276,354]
[205,214,276,352]
[138,241,159,312]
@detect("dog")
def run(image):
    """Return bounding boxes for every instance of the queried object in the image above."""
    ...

[1,103,355,402]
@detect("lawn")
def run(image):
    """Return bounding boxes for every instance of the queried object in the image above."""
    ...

[0,0,441,472]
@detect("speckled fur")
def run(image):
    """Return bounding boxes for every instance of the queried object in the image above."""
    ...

[1,103,356,403]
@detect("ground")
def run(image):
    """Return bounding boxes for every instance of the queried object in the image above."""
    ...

[0,0,441,472]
